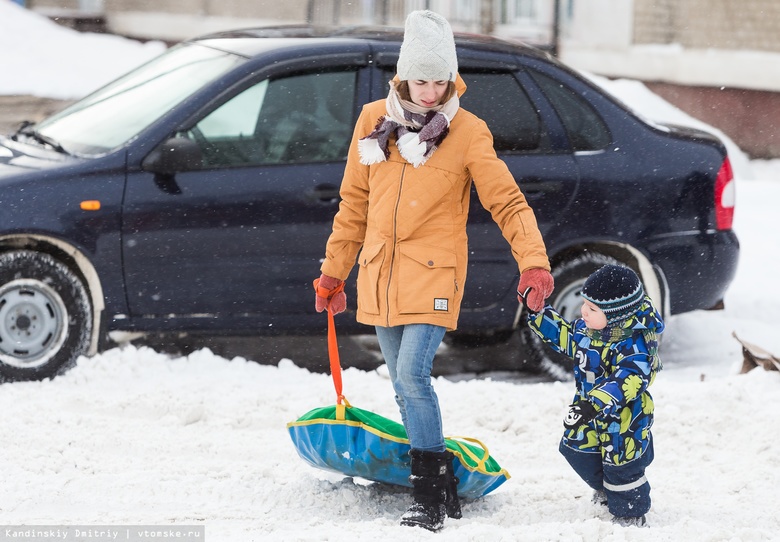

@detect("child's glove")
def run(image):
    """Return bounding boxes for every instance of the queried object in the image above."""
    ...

[563,401,598,430]
[313,274,347,315]
[517,268,554,312]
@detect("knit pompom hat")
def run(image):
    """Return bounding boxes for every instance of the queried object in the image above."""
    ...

[397,10,458,82]
[581,265,645,325]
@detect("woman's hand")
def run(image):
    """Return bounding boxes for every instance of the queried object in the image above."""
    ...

[313,274,347,315]
[517,268,554,312]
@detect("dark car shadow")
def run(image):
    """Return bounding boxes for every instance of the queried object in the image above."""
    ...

[125,331,554,382]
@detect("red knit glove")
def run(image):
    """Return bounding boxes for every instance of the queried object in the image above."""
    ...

[313,274,347,315]
[517,268,554,313]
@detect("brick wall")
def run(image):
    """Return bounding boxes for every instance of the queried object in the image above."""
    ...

[633,0,675,45]
[634,0,780,52]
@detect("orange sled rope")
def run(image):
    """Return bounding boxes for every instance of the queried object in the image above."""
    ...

[312,278,348,412]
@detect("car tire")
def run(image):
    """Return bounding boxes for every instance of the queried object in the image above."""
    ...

[0,250,93,382]
[518,252,620,380]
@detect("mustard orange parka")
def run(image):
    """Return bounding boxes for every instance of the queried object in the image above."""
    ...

[321,76,550,331]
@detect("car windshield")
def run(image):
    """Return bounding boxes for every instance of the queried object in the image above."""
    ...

[35,43,245,155]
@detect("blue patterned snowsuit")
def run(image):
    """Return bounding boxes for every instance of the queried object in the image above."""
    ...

[527,297,664,518]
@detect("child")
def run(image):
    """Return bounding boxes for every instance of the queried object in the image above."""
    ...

[524,264,664,527]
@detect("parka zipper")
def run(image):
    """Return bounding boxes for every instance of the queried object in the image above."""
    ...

[385,164,406,327]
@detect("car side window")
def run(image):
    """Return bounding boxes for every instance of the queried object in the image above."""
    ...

[186,70,357,167]
[528,69,611,151]
[379,68,547,153]
[459,71,547,152]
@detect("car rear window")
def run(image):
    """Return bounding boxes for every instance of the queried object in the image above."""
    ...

[528,69,611,151]
[459,71,546,153]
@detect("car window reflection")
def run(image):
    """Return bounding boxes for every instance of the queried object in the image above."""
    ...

[187,70,357,167]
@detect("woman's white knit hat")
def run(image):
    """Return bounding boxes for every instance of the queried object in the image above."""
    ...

[397,10,458,82]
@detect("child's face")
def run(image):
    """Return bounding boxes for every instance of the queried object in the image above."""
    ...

[581,299,608,330]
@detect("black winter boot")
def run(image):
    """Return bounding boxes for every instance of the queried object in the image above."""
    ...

[444,451,462,519]
[400,449,448,532]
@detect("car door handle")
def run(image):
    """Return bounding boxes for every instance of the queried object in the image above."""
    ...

[522,178,564,195]
[310,184,341,203]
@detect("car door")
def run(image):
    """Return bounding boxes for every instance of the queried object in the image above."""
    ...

[122,58,370,320]
[457,67,579,310]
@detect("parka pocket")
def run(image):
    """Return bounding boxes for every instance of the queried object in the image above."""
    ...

[397,244,457,315]
[357,242,385,315]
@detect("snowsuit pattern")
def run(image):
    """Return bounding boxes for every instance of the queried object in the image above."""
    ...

[527,298,664,465]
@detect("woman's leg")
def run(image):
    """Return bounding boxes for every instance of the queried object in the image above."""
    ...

[376,324,459,530]
[375,325,407,428]
[375,324,447,452]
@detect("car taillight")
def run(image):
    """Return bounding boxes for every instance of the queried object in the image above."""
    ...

[714,157,735,230]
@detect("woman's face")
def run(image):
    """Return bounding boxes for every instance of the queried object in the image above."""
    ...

[408,80,449,108]
[581,299,608,330]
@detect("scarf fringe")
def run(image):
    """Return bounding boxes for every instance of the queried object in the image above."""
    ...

[358,138,388,166]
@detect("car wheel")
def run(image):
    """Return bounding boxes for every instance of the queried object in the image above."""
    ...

[519,252,620,380]
[0,250,92,382]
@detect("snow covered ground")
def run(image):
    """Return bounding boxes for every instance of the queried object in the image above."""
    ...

[1,1,779,540]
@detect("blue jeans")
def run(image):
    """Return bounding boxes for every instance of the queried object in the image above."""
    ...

[375,324,447,453]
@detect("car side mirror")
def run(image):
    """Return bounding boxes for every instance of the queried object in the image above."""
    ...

[142,137,203,175]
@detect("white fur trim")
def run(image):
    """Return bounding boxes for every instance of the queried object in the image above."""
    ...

[358,138,387,165]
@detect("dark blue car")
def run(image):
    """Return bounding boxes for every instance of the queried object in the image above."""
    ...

[0,26,738,381]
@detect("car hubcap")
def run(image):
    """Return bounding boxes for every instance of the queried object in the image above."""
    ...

[553,278,587,322]
[0,279,68,368]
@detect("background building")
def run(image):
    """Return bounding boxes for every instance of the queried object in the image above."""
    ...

[561,0,780,159]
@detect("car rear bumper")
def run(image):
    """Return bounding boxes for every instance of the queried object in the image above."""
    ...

[644,229,739,314]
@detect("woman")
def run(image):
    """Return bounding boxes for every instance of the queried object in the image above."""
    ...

[314,10,554,532]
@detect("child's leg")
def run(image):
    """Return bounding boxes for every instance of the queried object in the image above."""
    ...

[558,439,604,491]
[602,438,655,518]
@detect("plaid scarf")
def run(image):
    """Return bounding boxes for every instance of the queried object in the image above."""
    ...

[358,81,459,168]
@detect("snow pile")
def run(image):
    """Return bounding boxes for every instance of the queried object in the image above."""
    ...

[0,0,165,99]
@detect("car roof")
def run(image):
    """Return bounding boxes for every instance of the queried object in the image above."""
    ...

[188,24,553,62]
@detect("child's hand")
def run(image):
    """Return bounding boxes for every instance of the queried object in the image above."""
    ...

[563,401,598,430]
